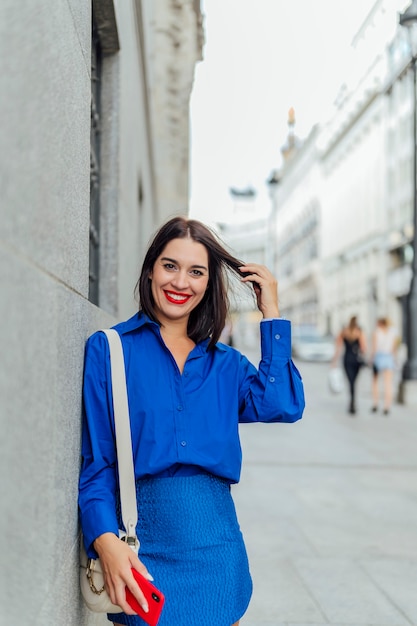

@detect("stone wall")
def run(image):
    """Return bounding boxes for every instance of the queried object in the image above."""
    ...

[0,0,202,623]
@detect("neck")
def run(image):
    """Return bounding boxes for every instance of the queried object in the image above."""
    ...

[159,319,189,341]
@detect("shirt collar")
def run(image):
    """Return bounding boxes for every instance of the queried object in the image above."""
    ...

[114,311,158,335]
[114,311,227,353]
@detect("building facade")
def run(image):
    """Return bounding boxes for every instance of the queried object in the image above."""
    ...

[267,0,414,347]
[218,191,270,352]
[269,125,322,331]
[0,1,203,623]
[318,0,415,340]
[319,72,386,337]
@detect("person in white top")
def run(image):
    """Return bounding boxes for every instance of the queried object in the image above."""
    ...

[371,317,399,415]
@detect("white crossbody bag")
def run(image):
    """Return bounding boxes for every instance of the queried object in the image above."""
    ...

[80,329,139,613]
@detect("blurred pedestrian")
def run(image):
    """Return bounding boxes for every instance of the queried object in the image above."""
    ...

[78,216,305,626]
[370,317,399,415]
[332,316,367,415]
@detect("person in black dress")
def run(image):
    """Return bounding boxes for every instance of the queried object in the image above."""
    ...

[333,316,367,414]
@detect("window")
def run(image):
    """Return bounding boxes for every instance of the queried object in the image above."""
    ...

[89,0,119,307]
[89,18,102,304]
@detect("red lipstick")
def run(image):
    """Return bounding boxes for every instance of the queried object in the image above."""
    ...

[164,291,192,304]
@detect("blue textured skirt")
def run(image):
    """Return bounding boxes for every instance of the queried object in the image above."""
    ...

[108,472,252,626]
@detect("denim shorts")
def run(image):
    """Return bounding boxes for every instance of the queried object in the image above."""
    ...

[373,352,394,372]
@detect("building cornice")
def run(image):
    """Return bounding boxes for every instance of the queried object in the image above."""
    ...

[133,0,159,221]
[138,0,204,215]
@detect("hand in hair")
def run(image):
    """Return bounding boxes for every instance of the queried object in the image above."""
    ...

[239,264,279,318]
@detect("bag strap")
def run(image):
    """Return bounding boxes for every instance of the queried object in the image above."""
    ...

[101,329,138,547]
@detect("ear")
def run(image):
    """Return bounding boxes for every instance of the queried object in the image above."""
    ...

[148,271,152,280]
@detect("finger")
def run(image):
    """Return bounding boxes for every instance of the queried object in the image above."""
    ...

[239,268,275,287]
[239,262,265,270]
[240,273,262,287]
[105,573,138,615]
[130,553,154,581]
[125,574,150,616]
[239,266,262,277]
[112,571,149,616]
[115,585,139,616]
[239,264,272,277]
[239,270,265,284]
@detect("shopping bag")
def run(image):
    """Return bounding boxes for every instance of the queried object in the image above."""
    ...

[328,367,344,394]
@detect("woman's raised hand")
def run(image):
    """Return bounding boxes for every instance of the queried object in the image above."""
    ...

[239,264,279,319]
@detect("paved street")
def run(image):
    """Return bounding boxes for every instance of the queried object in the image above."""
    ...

[233,358,417,626]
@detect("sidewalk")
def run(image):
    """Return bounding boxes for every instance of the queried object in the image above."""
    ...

[234,359,417,626]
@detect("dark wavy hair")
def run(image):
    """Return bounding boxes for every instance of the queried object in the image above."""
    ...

[137,216,246,349]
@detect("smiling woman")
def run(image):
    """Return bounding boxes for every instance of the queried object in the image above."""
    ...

[78,216,305,626]
[136,217,252,350]
[149,238,209,330]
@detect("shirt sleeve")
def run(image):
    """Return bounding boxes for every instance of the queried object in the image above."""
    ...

[78,332,120,558]
[238,319,305,423]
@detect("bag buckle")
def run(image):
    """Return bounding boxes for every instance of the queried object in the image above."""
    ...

[121,534,140,550]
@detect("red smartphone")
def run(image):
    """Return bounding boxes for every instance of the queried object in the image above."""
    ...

[125,568,165,626]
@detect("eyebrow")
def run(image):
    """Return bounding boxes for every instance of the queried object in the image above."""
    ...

[160,256,208,271]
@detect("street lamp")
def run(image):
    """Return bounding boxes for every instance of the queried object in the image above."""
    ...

[399,1,417,384]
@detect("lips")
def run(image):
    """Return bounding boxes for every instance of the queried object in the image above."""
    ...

[164,291,192,304]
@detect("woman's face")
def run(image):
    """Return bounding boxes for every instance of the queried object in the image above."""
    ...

[150,237,209,327]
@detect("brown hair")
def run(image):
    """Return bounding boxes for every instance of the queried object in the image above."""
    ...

[348,316,359,331]
[136,216,246,349]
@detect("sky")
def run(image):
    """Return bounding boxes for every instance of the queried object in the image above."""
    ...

[189,0,377,223]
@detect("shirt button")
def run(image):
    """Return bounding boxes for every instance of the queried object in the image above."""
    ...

[177,405,183,411]
[183,371,189,377]
[269,376,275,383]
[181,441,187,447]
[275,334,281,340]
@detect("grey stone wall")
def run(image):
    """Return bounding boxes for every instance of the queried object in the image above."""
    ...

[0,1,110,624]
[0,0,202,623]
[0,0,112,625]
[141,0,204,219]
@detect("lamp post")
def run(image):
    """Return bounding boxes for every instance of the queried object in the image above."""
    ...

[399,1,417,385]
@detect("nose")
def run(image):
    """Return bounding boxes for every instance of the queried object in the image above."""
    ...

[171,270,190,290]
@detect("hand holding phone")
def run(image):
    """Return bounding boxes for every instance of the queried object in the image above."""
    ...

[125,568,165,626]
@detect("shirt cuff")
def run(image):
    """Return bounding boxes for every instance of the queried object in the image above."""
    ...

[81,502,120,559]
[261,317,286,322]
[260,319,291,358]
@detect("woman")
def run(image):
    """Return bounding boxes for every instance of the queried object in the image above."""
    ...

[371,317,399,415]
[79,217,305,626]
[333,316,367,415]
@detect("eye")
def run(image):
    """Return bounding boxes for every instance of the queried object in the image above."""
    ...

[163,263,176,271]
[190,269,204,276]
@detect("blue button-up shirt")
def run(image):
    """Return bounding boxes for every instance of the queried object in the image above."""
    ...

[79,312,304,556]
